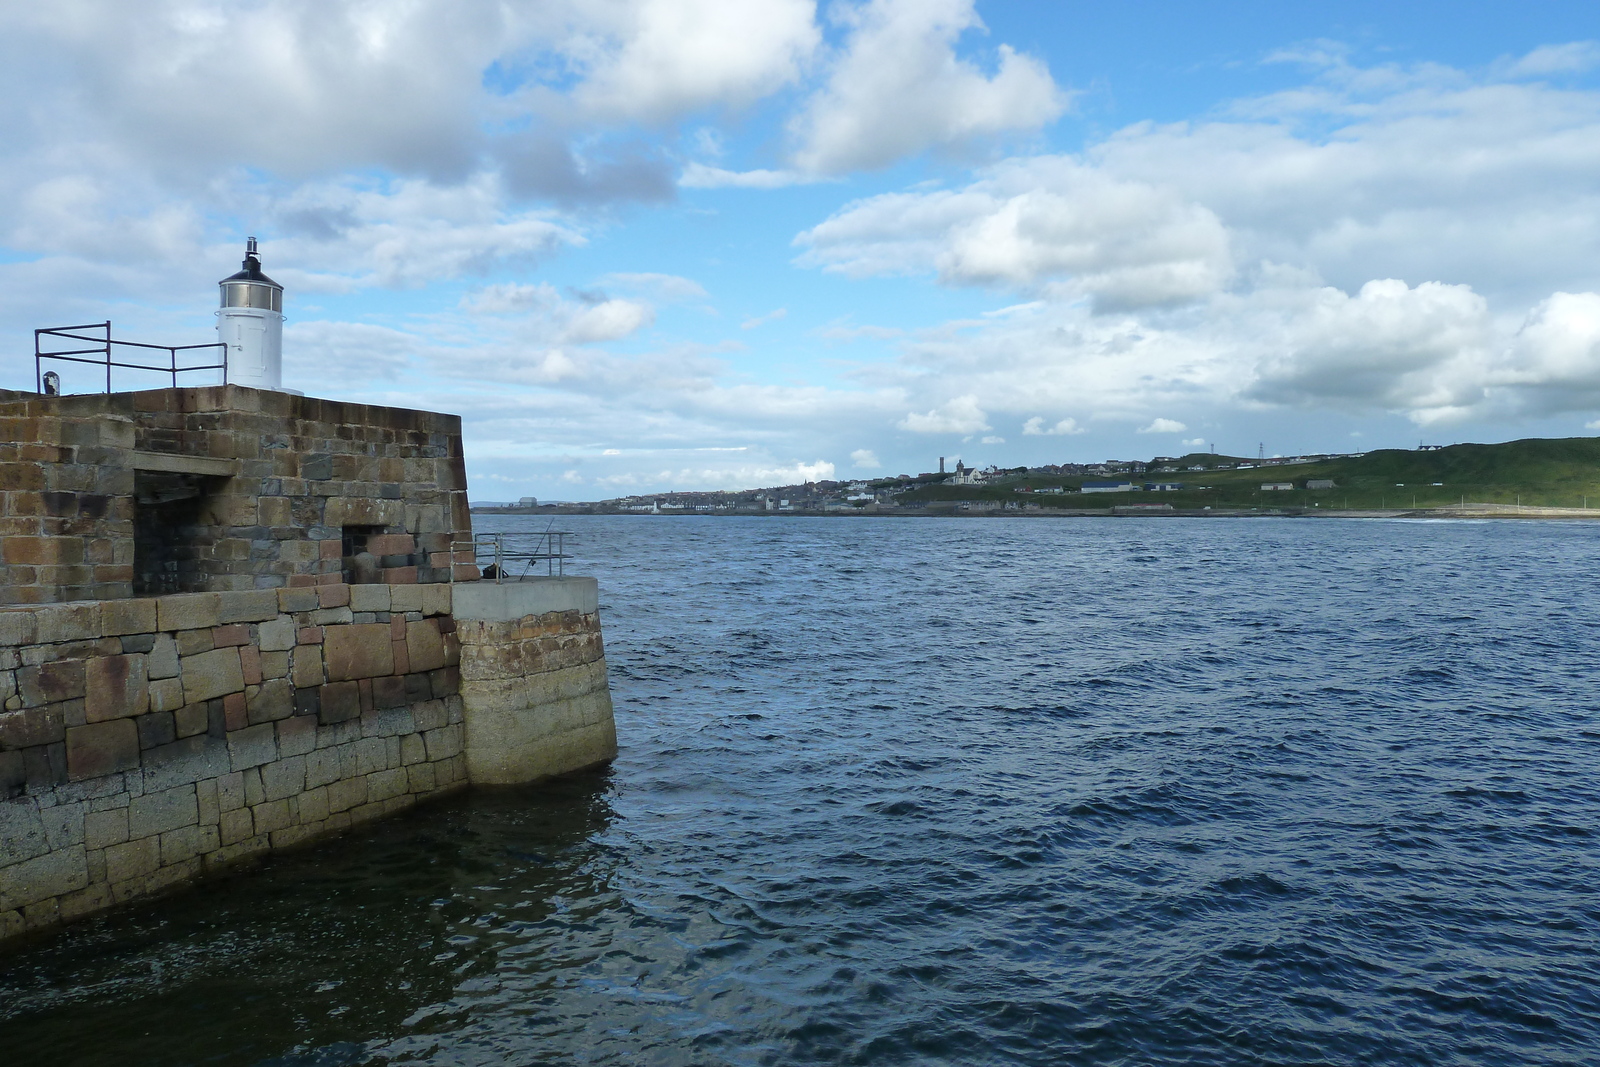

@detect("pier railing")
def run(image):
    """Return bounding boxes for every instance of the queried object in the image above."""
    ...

[34,321,227,395]
[455,531,574,581]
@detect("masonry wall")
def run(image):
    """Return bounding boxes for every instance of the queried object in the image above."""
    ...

[0,582,468,942]
[454,579,617,786]
[0,386,474,605]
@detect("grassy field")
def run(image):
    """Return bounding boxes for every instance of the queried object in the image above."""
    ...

[892,437,1600,511]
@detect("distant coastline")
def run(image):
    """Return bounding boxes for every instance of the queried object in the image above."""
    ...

[476,436,1600,520]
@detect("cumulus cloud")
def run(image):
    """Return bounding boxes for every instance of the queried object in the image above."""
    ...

[679,164,816,189]
[851,448,882,469]
[565,0,820,123]
[980,435,1004,444]
[1139,418,1188,433]
[1022,416,1086,436]
[898,394,990,433]
[795,159,1232,308]
[460,281,654,345]
[1181,437,1206,448]
[601,272,708,301]
[789,0,1067,174]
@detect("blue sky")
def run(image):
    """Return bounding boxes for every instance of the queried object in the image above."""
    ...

[2,1,1599,499]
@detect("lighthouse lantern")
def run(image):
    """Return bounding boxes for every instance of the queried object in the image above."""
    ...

[217,236,284,389]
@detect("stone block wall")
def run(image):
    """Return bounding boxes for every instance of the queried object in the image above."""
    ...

[0,386,474,605]
[454,579,617,785]
[0,582,468,942]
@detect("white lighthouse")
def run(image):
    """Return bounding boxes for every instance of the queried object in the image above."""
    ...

[216,237,284,390]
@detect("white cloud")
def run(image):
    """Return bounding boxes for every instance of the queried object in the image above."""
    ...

[1181,437,1206,448]
[980,435,1004,444]
[680,163,816,189]
[1022,416,1085,436]
[898,394,990,433]
[1503,41,1600,78]
[850,448,881,469]
[561,299,655,344]
[789,0,1068,174]
[741,307,788,329]
[566,0,820,123]
[1139,418,1188,433]
[795,159,1232,308]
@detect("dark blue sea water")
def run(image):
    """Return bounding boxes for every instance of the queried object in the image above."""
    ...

[4,515,1600,1066]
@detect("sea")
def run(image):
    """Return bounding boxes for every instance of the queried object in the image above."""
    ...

[3,514,1600,1066]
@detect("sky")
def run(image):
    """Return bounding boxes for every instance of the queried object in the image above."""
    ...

[2,1,1599,501]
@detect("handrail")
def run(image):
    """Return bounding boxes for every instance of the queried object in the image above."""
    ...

[35,321,227,394]
[452,531,574,582]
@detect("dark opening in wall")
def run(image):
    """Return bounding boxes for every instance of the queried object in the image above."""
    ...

[133,472,220,596]
[341,524,386,584]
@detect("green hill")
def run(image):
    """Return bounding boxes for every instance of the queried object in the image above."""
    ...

[895,437,1600,511]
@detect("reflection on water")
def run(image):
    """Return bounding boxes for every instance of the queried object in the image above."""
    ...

[5,516,1600,1065]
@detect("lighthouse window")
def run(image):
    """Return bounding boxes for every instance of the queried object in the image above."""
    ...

[222,283,282,312]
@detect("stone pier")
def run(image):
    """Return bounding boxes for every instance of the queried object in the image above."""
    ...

[0,385,616,946]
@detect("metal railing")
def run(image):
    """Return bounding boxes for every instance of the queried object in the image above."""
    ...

[34,321,227,395]
[454,531,574,581]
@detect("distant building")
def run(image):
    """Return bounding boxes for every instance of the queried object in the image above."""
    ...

[1261,482,1294,491]
[518,496,538,506]
[945,459,984,485]
[1306,479,1336,490]
[1143,482,1184,491]
[1082,480,1139,493]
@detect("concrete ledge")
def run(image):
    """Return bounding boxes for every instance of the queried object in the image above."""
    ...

[451,577,598,620]
[129,451,240,477]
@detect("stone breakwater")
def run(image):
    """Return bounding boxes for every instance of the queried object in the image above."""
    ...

[0,577,615,946]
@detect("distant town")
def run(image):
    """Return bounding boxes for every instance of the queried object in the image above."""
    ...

[472,449,1379,515]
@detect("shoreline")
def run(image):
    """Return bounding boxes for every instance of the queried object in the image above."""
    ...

[473,504,1600,521]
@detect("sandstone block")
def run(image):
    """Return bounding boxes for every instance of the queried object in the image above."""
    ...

[175,628,214,657]
[277,587,318,613]
[211,624,250,648]
[181,647,244,705]
[158,593,221,633]
[135,711,176,750]
[318,681,361,725]
[85,654,149,723]
[400,734,427,766]
[160,823,219,866]
[260,651,290,680]
[406,763,436,793]
[291,647,324,689]
[216,771,245,812]
[196,777,219,826]
[318,583,351,609]
[406,620,446,674]
[251,799,292,834]
[296,786,330,824]
[246,678,294,725]
[372,675,408,709]
[147,634,179,680]
[101,598,157,637]
[421,583,451,617]
[34,603,99,644]
[310,606,353,626]
[258,616,296,652]
[223,692,247,731]
[66,719,138,780]
[128,784,198,839]
[104,836,159,884]
[0,610,37,647]
[366,767,408,803]
[216,589,279,624]
[326,776,367,814]
[218,807,254,846]
[228,723,277,772]
[0,705,65,749]
[323,624,394,682]
[348,585,391,613]
[18,660,85,707]
[389,586,423,613]
[149,677,186,714]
